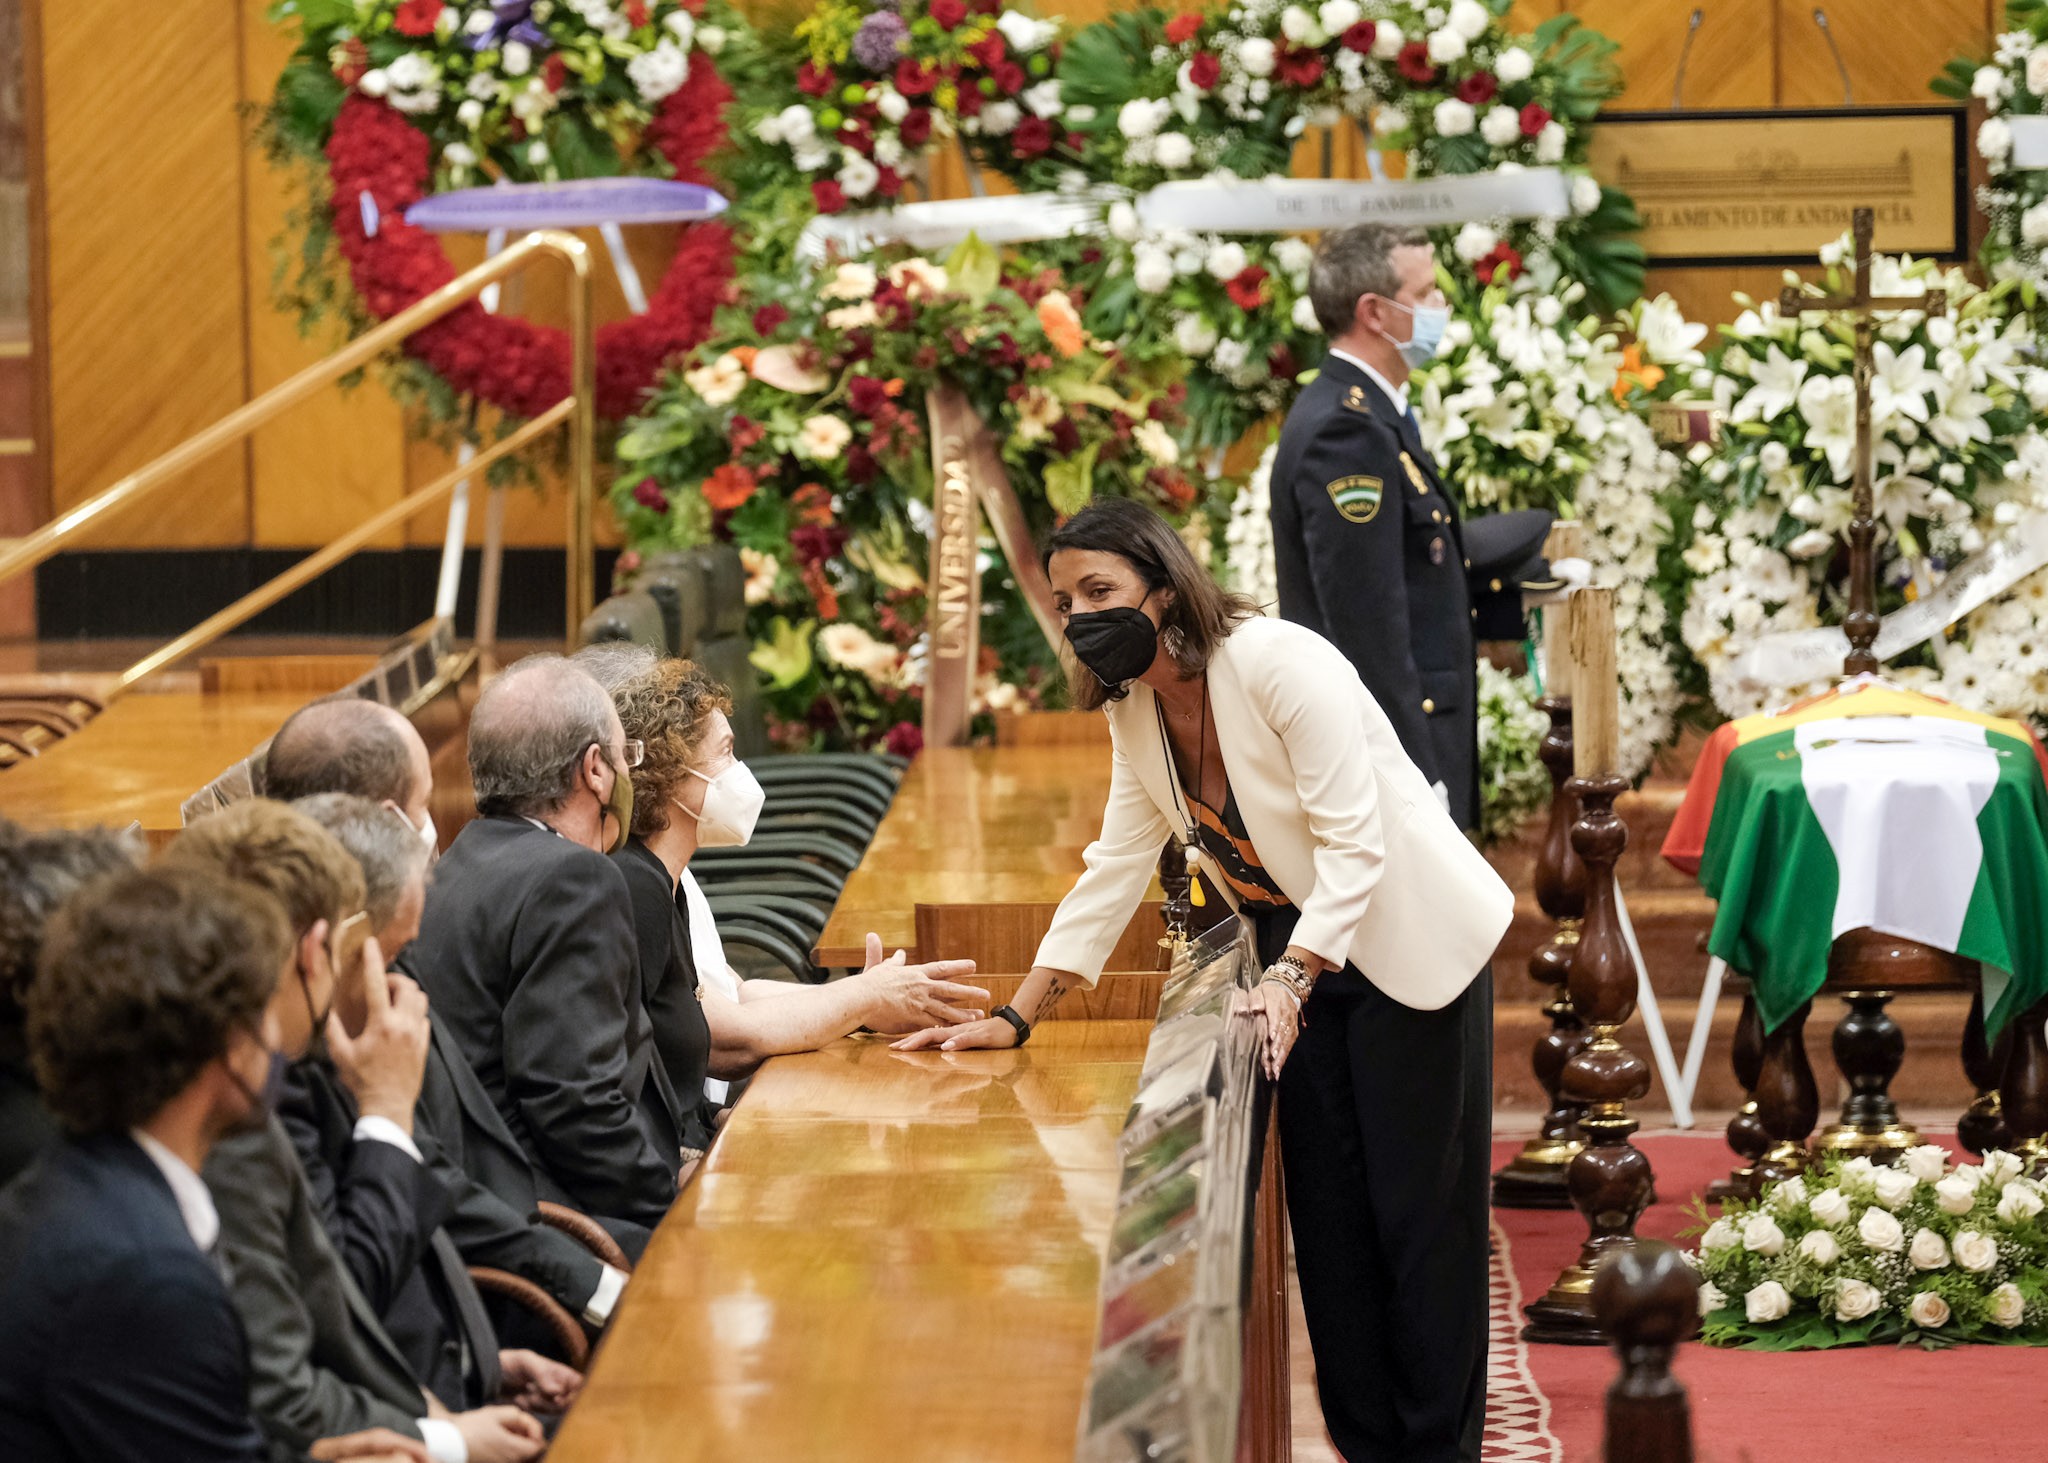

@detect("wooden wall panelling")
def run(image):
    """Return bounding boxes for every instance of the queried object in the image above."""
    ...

[41,0,248,547]
[1775,0,1991,108]
[1567,0,1777,109]
[242,4,409,550]
[1643,264,1789,330]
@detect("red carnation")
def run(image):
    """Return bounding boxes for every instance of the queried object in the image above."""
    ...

[1049,417,1081,454]
[1477,240,1524,282]
[1012,115,1054,157]
[899,107,934,145]
[798,60,836,97]
[930,0,968,29]
[631,477,669,512]
[994,61,1027,94]
[968,33,1008,70]
[334,37,369,84]
[953,83,984,118]
[730,414,766,451]
[1187,52,1221,90]
[1165,12,1204,45]
[812,178,848,213]
[1340,20,1377,53]
[752,303,790,337]
[791,523,851,567]
[393,0,444,38]
[1456,71,1497,105]
[882,722,925,759]
[848,375,892,418]
[876,165,905,198]
[894,57,937,96]
[1225,265,1270,311]
[1520,102,1552,137]
[844,445,880,484]
[1396,41,1438,85]
[1275,45,1325,88]
[543,53,568,93]
[626,0,651,26]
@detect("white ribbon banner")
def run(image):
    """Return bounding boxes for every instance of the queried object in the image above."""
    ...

[1728,514,2048,688]
[796,192,1112,262]
[2009,116,2048,169]
[1135,170,1572,233]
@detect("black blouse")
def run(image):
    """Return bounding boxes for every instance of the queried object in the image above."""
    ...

[613,839,715,1152]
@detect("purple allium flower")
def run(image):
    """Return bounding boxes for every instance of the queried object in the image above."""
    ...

[851,11,910,71]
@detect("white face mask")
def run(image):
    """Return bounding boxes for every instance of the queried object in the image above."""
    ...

[674,762,764,848]
[387,801,439,863]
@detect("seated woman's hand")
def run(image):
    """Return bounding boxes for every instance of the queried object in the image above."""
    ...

[857,931,989,1033]
[889,1015,1020,1052]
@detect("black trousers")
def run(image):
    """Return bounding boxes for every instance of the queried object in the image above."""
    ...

[1256,909,1493,1463]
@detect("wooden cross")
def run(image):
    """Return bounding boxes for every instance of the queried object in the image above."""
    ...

[1777,207,1949,678]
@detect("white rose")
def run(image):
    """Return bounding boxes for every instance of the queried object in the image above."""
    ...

[2030,47,2048,96]
[1701,1216,1740,1252]
[1902,1145,1950,1184]
[1426,27,1468,65]
[1206,241,1250,281]
[1742,1213,1787,1257]
[1107,201,1140,241]
[1988,1282,2026,1327]
[358,68,391,98]
[1371,22,1403,59]
[1833,1278,1883,1321]
[1292,295,1322,333]
[1155,132,1195,169]
[1239,37,1277,77]
[1570,174,1602,215]
[1174,315,1220,356]
[1953,1228,1999,1273]
[1935,1175,1979,1216]
[1908,1290,1951,1329]
[1996,1181,2045,1224]
[1496,46,1535,84]
[1984,1151,2024,1187]
[1872,1167,1917,1211]
[1433,98,1476,138]
[1859,1206,1905,1252]
[502,41,533,77]
[1797,1229,1841,1265]
[796,415,853,462]
[1744,1280,1792,1323]
[1535,120,1567,164]
[1118,97,1168,140]
[1787,529,1834,560]
[1134,249,1175,295]
[697,23,727,54]
[1479,105,1521,147]
[1696,1281,1728,1317]
[1448,0,1492,40]
[1981,117,2014,161]
[1453,221,1499,262]
[1134,419,1181,467]
[1319,0,1363,35]
[1908,1227,1950,1270]
[838,153,881,201]
[1771,1176,1810,1212]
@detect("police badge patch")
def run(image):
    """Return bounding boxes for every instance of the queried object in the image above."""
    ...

[1326,475,1383,524]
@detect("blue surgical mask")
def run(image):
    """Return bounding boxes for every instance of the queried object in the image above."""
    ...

[1379,298,1449,369]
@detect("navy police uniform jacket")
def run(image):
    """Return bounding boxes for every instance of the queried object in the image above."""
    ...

[1270,352,1481,833]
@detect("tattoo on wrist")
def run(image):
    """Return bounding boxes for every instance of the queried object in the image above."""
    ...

[1028,977,1068,1026]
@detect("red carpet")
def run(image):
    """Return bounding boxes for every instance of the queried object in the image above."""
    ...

[1492,1129,2044,1462]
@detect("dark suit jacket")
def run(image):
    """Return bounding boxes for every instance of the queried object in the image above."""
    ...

[0,1133,270,1463]
[0,1024,59,1190]
[616,840,715,1152]
[282,1058,501,1409]
[400,816,683,1231]
[1270,353,1480,832]
[204,1116,429,1453]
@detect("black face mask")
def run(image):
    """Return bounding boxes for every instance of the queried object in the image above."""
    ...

[1066,606,1160,698]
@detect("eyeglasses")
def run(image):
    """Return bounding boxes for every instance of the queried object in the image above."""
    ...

[619,740,644,769]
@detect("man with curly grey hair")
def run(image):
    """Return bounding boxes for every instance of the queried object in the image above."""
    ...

[400,656,688,1234]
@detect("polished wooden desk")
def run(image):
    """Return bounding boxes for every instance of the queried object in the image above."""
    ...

[815,745,1163,967]
[0,689,310,830]
[547,1021,1151,1463]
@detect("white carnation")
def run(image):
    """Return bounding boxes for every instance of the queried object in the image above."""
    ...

[1980,117,2014,162]
[877,89,910,124]
[443,141,477,168]
[664,11,695,48]
[996,12,1056,53]
[980,101,1021,136]
[1535,120,1567,164]
[1174,315,1220,356]
[1453,222,1499,262]
[838,153,881,201]
[1372,23,1403,59]
[627,42,690,104]
[1119,98,1170,140]
[1292,295,1322,333]
[1108,201,1141,241]
[1571,174,1603,215]
[1134,418,1181,467]
[1496,46,1534,84]
[1134,249,1175,294]
[1206,241,1250,281]
[1280,6,1322,45]
[1239,38,1277,77]
[1448,0,1492,40]
[1319,0,1363,35]
[1155,132,1195,169]
[1023,80,1064,119]
[1480,105,1521,147]
[1272,237,1314,278]
[1426,27,1468,65]
[456,99,485,128]
[501,41,532,77]
[1433,98,1476,138]
[1974,64,2009,101]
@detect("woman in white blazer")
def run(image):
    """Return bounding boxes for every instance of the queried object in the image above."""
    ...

[896,499,1512,1463]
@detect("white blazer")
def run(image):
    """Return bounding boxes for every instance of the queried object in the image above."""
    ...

[1033,616,1514,1010]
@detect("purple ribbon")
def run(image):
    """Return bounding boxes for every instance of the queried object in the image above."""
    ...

[470,0,549,52]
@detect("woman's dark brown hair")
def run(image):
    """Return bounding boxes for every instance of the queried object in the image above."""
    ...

[1044,497,1259,711]
[610,658,736,838]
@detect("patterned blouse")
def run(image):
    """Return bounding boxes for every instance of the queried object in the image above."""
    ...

[1186,783,1292,915]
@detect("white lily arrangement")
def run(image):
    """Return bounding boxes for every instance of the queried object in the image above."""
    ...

[1690,1147,2048,1350]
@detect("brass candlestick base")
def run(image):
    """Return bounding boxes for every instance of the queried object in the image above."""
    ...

[1813,1120,1922,1162]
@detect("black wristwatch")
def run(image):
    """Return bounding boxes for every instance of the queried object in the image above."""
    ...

[991,1004,1032,1047]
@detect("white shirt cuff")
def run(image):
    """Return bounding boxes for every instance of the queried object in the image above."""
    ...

[418,1416,468,1463]
[353,1115,424,1165]
[583,1264,629,1327]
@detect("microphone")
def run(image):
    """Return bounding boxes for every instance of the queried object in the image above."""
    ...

[1813,7,1853,106]
[1670,8,1704,110]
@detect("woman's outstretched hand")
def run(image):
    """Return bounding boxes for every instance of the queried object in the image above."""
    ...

[889,1015,1020,1052]
[1236,980,1303,1080]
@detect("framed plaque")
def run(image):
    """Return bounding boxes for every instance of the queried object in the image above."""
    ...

[1586,107,1968,267]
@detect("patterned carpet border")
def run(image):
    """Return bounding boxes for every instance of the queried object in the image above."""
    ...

[1483,1218,1562,1463]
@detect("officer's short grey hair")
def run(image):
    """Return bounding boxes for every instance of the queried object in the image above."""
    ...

[468,655,620,819]
[571,642,661,697]
[1308,223,1432,337]
[291,792,425,934]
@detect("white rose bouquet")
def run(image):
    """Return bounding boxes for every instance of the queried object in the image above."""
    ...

[1689,1147,2048,1349]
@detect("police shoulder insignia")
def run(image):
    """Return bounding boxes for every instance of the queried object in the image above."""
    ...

[1326,474,1383,524]
[1399,452,1430,492]
[1342,385,1371,413]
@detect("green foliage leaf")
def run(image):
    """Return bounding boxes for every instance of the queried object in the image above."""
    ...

[749,616,816,689]
[1044,439,1101,517]
[944,233,1002,302]
[544,112,625,180]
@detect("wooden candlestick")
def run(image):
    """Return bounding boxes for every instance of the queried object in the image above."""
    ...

[1594,1242,1699,1463]
[1569,587,1617,781]
[1540,523,1585,703]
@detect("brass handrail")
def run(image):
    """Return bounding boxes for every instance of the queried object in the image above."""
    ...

[0,229,598,692]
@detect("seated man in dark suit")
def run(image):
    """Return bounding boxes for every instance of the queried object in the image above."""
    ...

[0,862,425,1463]
[166,801,546,1463]
[291,793,596,1390]
[0,819,139,1189]
[401,655,687,1234]
[272,696,647,1299]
